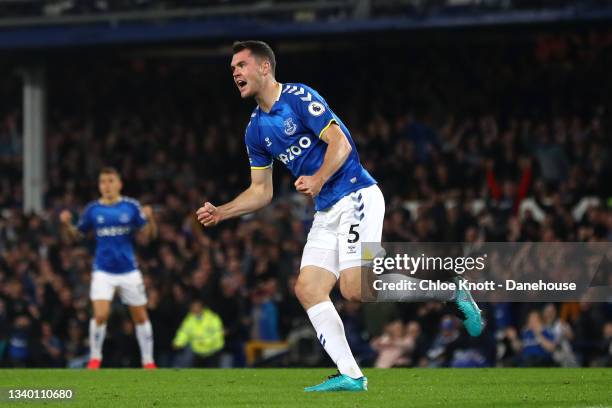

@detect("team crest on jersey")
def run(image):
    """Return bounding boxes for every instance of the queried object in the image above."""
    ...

[284,118,297,136]
[119,213,130,223]
[97,215,104,224]
[308,102,325,117]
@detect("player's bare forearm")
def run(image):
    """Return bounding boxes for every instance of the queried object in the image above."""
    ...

[140,219,157,241]
[314,124,352,183]
[62,223,81,242]
[196,167,273,227]
[295,124,351,198]
[59,210,81,242]
[140,205,157,241]
[218,184,272,220]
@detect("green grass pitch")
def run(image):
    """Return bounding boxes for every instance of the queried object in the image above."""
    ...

[0,368,610,407]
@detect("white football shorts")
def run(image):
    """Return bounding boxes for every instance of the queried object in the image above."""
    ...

[300,184,385,278]
[90,270,147,306]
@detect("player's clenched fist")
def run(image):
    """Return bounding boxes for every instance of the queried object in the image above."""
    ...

[196,202,222,227]
[141,205,154,219]
[59,210,72,225]
[295,175,323,198]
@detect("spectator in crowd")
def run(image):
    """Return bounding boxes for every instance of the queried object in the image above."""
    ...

[36,321,64,367]
[249,280,280,342]
[173,299,224,367]
[542,303,577,367]
[424,315,463,367]
[506,310,556,367]
[593,322,612,367]
[371,320,415,368]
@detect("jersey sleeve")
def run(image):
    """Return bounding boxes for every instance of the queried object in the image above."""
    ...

[244,118,273,170]
[76,204,94,233]
[131,200,148,229]
[288,84,337,139]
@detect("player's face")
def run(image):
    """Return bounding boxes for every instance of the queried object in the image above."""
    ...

[98,173,122,201]
[231,49,264,99]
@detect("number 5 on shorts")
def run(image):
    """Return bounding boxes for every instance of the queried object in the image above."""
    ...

[348,224,360,243]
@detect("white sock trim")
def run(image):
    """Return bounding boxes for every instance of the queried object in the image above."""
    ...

[306,300,334,319]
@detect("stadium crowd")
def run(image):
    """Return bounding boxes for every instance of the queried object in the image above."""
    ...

[3,0,608,19]
[0,30,611,368]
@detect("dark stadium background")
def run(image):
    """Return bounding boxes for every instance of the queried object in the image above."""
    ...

[0,0,611,370]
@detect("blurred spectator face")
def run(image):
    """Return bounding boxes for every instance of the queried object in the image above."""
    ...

[221,277,239,297]
[386,321,404,338]
[15,315,30,329]
[231,49,270,99]
[465,226,478,243]
[41,322,53,338]
[172,284,186,304]
[603,323,612,339]
[406,321,421,338]
[502,180,516,198]
[59,287,72,307]
[68,321,82,341]
[148,288,160,308]
[541,228,557,242]
[542,303,557,325]
[227,258,242,276]
[440,315,457,334]
[436,164,449,185]
[526,311,543,331]
[190,300,203,316]
[6,279,23,299]
[98,172,122,201]
[192,269,209,289]
[390,211,404,227]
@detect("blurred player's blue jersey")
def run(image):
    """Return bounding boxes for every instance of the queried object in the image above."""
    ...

[245,83,376,211]
[77,197,147,274]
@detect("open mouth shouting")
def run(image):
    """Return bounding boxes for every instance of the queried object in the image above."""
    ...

[236,78,248,94]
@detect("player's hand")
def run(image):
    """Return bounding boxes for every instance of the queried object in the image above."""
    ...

[59,210,72,225]
[294,175,323,198]
[196,202,222,227]
[142,205,154,219]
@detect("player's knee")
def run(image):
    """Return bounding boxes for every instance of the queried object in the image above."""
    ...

[129,306,149,325]
[339,282,361,302]
[294,276,323,307]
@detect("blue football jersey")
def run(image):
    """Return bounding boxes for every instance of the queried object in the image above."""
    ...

[245,83,376,210]
[77,196,147,274]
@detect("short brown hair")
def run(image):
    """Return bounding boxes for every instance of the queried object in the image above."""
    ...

[232,40,276,76]
[99,166,120,178]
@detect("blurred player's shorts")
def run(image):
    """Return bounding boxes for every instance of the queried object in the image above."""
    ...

[90,270,147,306]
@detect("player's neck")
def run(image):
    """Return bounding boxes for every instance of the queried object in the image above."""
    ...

[256,80,281,113]
[100,196,121,205]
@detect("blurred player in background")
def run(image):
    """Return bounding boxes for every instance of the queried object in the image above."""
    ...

[197,41,483,391]
[60,167,158,369]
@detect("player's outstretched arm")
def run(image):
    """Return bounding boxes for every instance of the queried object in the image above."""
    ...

[196,167,273,227]
[59,210,82,242]
[139,205,158,242]
[295,123,352,198]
